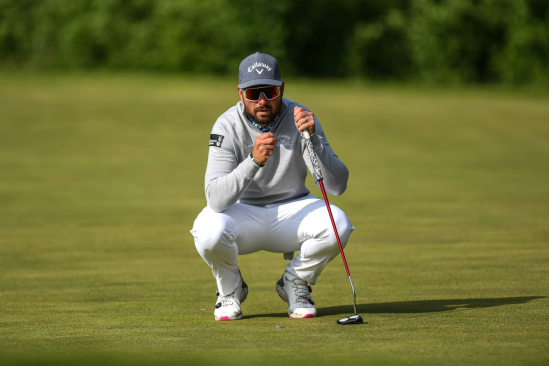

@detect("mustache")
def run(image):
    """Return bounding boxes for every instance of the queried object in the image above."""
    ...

[254,106,272,112]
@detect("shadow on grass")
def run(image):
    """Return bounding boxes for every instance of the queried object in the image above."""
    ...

[245,296,546,319]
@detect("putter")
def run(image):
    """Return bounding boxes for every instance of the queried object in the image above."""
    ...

[302,129,364,325]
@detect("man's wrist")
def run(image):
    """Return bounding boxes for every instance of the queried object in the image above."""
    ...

[250,153,265,167]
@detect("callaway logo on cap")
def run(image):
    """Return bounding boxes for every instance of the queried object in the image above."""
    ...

[238,52,283,89]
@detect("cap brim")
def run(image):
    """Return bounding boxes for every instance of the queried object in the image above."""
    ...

[239,79,283,89]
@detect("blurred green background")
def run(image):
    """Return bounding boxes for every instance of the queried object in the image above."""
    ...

[1,0,548,85]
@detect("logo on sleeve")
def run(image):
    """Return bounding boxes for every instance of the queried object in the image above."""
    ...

[209,134,224,147]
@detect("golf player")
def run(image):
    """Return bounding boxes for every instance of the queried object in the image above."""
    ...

[190,52,354,321]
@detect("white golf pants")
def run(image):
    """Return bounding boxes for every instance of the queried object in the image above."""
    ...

[190,195,354,296]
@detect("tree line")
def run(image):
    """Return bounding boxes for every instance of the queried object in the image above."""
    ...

[1,0,547,85]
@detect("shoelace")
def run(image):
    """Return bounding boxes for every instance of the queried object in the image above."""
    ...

[216,292,237,309]
[222,297,235,306]
[292,282,312,304]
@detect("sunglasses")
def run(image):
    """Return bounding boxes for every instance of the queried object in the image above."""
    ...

[243,86,281,102]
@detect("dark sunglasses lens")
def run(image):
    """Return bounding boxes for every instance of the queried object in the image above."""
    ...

[245,89,259,101]
[245,86,279,101]
[262,86,279,99]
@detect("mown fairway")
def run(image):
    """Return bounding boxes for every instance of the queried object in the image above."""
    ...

[0,74,548,366]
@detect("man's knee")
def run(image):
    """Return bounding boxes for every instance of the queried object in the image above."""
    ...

[194,227,225,255]
[318,205,354,251]
[191,210,232,255]
[310,205,354,254]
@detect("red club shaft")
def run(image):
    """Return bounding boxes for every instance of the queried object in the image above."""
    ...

[318,180,351,277]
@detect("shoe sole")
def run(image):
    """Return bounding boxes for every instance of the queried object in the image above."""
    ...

[216,314,243,321]
[290,313,315,319]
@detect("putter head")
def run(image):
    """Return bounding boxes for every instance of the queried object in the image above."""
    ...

[337,314,364,325]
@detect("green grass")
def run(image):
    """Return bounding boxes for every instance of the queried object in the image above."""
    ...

[0,73,548,366]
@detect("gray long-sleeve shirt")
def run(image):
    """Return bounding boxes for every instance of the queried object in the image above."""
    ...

[205,98,349,213]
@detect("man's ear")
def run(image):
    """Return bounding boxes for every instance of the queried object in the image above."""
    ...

[280,82,285,97]
[237,87,244,102]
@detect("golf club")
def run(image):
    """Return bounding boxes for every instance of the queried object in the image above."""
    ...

[302,129,364,325]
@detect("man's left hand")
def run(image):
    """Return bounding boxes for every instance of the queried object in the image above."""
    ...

[294,106,316,136]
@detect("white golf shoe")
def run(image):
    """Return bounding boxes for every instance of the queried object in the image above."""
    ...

[214,277,248,321]
[276,274,317,318]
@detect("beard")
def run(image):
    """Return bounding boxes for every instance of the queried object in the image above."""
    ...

[244,103,280,126]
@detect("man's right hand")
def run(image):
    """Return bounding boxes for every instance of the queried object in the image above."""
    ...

[252,132,277,165]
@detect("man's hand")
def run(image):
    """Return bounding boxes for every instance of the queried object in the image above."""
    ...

[252,132,277,165]
[294,106,316,136]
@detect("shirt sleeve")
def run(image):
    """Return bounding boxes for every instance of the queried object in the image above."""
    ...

[204,125,260,213]
[303,117,349,196]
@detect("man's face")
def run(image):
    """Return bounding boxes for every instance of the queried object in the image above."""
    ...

[238,83,284,126]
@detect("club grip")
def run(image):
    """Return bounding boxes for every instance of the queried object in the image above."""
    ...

[301,128,323,181]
